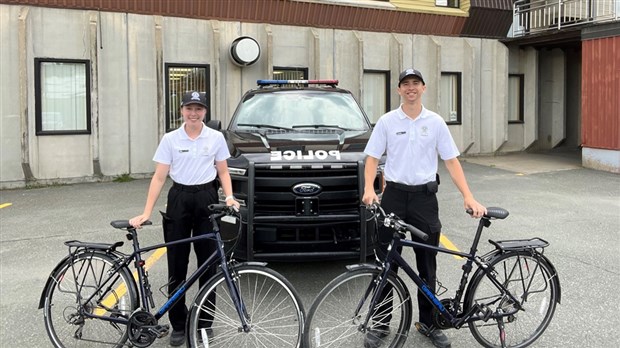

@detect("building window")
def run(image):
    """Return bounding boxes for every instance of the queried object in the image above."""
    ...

[440,72,462,125]
[273,66,308,79]
[435,0,459,8]
[362,70,390,123]
[35,59,91,135]
[508,74,524,123]
[165,64,210,131]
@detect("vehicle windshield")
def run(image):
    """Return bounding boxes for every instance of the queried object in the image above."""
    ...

[232,90,370,131]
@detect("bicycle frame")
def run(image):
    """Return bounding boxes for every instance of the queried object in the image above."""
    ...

[360,216,527,332]
[68,212,251,332]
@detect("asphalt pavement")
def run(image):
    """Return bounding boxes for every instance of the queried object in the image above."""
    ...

[1,152,619,347]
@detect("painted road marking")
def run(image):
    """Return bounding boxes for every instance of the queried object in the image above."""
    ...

[0,203,12,209]
[440,234,464,259]
[95,247,167,315]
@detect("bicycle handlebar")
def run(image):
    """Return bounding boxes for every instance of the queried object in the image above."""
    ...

[395,219,429,241]
[209,203,240,215]
[366,203,429,241]
[208,204,242,224]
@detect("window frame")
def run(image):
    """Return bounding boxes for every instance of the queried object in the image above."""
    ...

[164,63,211,132]
[273,67,309,86]
[508,74,525,124]
[362,69,390,124]
[440,71,462,125]
[435,0,460,8]
[34,58,92,136]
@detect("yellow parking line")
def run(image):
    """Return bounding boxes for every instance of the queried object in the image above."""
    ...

[440,234,464,260]
[0,203,12,209]
[94,247,167,315]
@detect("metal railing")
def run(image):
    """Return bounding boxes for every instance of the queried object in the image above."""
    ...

[511,0,619,37]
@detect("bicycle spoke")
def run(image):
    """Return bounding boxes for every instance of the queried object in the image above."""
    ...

[305,269,412,348]
[188,266,303,347]
[468,252,558,348]
[43,252,136,348]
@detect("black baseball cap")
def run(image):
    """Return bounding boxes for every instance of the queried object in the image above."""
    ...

[398,68,425,86]
[180,91,207,108]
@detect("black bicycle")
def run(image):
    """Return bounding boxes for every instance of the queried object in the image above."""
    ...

[39,204,304,348]
[304,203,561,348]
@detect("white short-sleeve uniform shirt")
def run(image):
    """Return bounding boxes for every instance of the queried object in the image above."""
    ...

[153,124,231,185]
[364,105,459,186]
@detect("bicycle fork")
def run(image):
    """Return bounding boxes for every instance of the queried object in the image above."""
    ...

[356,263,393,333]
[220,259,252,333]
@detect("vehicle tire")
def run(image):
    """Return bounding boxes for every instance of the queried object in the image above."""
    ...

[465,251,559,348]
[42,251,138,348]
[304,268,412,348]
[187,264,304,347]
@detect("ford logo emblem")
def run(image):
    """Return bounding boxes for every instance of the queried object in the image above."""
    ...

[292,183,322,196]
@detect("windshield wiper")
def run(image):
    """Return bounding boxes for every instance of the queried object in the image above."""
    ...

[292,124,358,131]
[236,123,293,131]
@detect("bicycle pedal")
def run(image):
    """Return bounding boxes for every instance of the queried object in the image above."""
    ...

[150,324,170,338]
[482,307,493,322]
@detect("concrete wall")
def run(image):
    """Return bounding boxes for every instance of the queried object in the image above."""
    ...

[583,147,620,174]
[1,5,521,188]
[536,48,567,150]
[505,46,538,152]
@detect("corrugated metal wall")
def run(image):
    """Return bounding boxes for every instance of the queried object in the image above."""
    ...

[582,35,620,150]
[0,0,512,38]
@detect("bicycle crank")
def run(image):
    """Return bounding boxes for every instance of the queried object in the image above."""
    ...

[127,310,158,347]
[431,298,458,329]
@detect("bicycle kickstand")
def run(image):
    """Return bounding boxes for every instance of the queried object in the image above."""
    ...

[496,308,507,348]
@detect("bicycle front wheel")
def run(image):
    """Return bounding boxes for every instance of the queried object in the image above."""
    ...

[304,268,412,348]
[42,251,138,348]
[466,251,559,348]
[187,264,304,347]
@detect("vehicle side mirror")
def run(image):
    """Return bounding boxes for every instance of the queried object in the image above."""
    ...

[206,119,221,130]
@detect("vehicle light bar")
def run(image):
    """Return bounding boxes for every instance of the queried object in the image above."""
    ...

[257,79,339,86]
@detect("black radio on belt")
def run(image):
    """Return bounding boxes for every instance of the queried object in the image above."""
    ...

[425,173,440,194]
[426,181,438,194]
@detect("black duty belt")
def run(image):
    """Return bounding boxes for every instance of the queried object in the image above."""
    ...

[386,181,431,193]
[172,181,215,192]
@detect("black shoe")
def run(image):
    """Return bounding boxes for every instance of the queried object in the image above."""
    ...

[415,322,451,348]
[364,327,390,348]
[170,329,185,346]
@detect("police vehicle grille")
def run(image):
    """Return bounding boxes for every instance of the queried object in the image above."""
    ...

[253,163,359,215]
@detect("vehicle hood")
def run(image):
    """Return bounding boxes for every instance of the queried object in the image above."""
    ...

[223,129,371,164]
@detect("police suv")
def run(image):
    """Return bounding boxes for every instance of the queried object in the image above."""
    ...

[214,80,383,261]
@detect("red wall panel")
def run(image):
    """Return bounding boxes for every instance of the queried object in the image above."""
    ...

[582,36,620,150]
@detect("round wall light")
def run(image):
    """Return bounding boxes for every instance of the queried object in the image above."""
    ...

[230,36,260,67]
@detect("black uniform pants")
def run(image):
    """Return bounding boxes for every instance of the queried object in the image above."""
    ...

[375,182,442,328]
[162,182,218,332]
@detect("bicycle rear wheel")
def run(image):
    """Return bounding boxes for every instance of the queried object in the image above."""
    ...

[42,251,138,348]
[466,251,559,348]
[187,264,304,347]
[304,268,412,348]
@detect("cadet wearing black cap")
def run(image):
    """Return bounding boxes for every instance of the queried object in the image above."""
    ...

[362,69,486,348]
[398,68,425,85]
[130,90,239,346]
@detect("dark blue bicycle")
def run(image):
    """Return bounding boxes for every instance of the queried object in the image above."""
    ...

[39,204,304,347]
[305,203,561,348]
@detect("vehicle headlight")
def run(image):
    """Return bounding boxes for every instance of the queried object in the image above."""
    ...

[228,167,247,176]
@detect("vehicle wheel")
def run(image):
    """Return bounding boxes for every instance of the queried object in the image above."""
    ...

[42,251,138,348]
[187,264,304,347]
[466,251,559,348]
[304,268,412,348]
